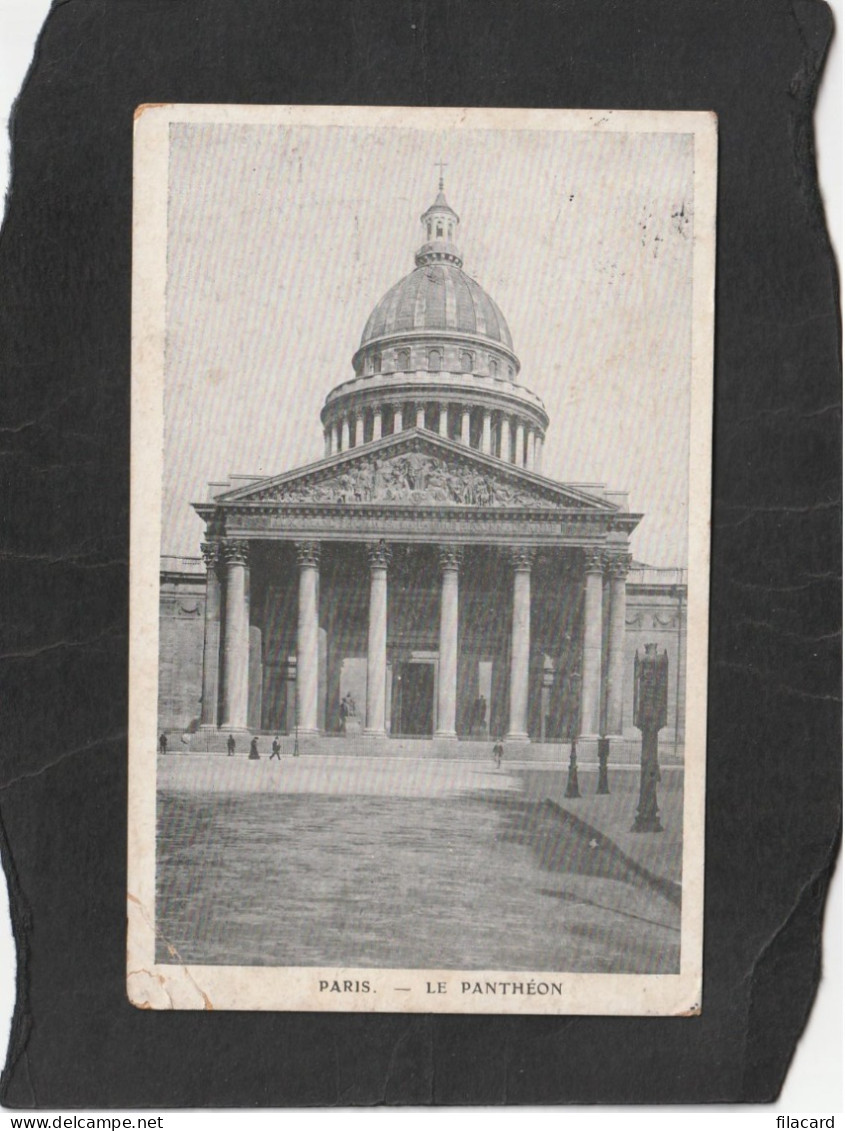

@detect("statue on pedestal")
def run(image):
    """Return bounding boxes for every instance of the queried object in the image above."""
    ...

[341,692,361,736]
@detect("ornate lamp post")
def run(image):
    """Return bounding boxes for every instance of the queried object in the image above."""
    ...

[286,654,299,757]
[632,643,668,832]
[540,657,554,744]
[596,735,610,795]
[564,667,581,799]
[564,738,581,798]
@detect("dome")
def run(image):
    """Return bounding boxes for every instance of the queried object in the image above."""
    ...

[359,262,514,351]
[320,180,548,470]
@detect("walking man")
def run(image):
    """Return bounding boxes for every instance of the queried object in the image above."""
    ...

[227,733,236,757]
[158,733,167,756]
[270,735,281,760]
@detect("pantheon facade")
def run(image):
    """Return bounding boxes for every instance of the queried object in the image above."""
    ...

[169,184,684,754]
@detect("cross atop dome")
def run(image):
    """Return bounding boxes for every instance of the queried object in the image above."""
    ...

[417,174,462,267]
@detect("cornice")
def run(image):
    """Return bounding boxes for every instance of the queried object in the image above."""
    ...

[351,329,521,372]
[322,381,549,430]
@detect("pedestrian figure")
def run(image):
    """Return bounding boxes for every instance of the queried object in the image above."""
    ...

[158,733,167,756]
[493,737,503,768]
[227,734,236,757]
[270,735,281,760]
[249,736,260,760]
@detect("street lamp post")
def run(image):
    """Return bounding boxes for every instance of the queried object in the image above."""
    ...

[596,736,610,795]
[632,643,668,833]
[287,654,299,757]
[564,738,581,798]
[564,668,581,799]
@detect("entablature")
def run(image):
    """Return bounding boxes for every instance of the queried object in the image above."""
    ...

[195,505,641,546]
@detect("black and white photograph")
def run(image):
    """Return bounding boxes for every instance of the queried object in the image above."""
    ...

[128,105,714,1014]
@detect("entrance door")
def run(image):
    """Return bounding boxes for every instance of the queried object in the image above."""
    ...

[393,662,435,736]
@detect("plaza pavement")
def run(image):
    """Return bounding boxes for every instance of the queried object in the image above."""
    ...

[156,752,683,972]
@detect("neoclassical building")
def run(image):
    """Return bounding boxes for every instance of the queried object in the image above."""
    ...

[168,183,686,755]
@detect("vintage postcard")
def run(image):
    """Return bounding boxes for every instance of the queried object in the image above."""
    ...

[128,105,715,1014]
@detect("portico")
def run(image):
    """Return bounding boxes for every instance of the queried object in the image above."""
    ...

[194,431,638,750]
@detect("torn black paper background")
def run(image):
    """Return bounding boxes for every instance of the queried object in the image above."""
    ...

[0,0,840,1108]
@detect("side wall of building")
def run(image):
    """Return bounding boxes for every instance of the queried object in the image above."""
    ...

[622,571,687,761]
[158,563,206,736]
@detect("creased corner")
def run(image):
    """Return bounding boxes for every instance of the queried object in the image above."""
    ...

[126,891,213,1011]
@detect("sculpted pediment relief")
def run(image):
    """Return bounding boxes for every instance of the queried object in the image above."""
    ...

[239,445,595,510]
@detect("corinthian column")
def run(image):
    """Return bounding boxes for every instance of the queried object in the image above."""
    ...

[515,420,525,466]
[506,546,535,741]
[501,416,512,462]
[436,545,462,739]
[341,416,350,451]
[296,541,321,735]
[354,410,365,447]
[415,402,426,429]
[579,547,604,737]
[372,407,383,441]
[200,542,221,729]
[481,410,492,454]
[365,541,391,736]
[220,540,250,731]
[461,407,471,446]
[391,403,403,434]
[605,550,631,736]
[438,403,449,437]
[525,429,535,471]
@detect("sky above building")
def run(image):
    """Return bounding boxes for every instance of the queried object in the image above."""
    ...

[162,121,696,566]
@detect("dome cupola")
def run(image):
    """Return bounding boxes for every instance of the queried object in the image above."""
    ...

[416,173,462,267]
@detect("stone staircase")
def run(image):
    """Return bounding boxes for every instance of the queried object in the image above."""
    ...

[166,729,683,764]
[183,730,502,760]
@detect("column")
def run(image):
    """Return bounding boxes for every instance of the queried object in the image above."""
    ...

[501,416,512,462]
[438,403,449,437]
[199,542,221,729]
[220,540,250,731]
[579,547,604,737]
[372,406,382,441]
[524,429,535,471]
[515,421,525,466]
[335,420,342,454]
[536,436,544,472]
[354,410,365,447]
[605,550,631,736]
[296,540,321,735]
[461,407,471,446]
[415,402,426,429]
[341,416,350,451]
[435,545,462,739]
[506,546,534,741]
[481,410,492,454]
[365,541,391,735]
[392,403,403,434]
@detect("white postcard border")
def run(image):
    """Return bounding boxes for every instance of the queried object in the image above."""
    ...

[128,104,716,1015]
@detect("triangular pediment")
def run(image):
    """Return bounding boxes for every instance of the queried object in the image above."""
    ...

[213,430,618,512]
